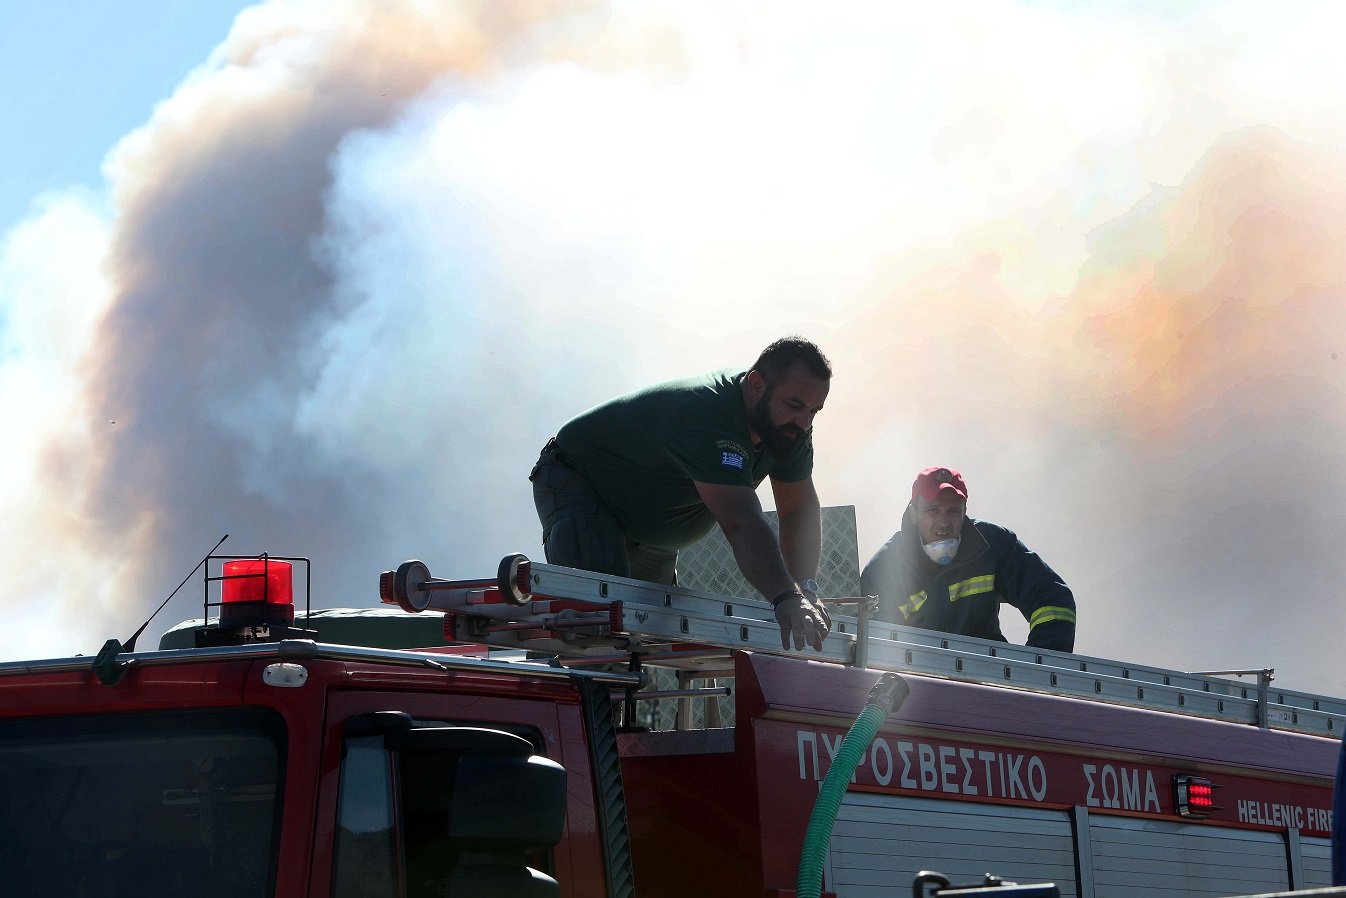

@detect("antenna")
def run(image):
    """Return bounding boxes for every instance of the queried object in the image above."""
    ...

[123,533,230,652]
[95,534,230,686]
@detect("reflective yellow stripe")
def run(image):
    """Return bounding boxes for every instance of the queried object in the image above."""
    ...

[899,590,927,620]
[1029,606,1077,628]
[948,575,994,603]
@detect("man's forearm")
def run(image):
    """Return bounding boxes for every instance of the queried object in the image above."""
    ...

[694,479,828,651]
[722,513,798,601]
[777,501,821,583]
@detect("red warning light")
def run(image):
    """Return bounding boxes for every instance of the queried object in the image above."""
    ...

[1175,774,1219,818]
[221,558,295,627]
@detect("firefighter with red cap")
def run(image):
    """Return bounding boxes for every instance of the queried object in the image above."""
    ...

[859,466,1077,652]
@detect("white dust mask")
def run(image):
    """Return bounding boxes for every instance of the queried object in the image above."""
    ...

[922,538,960,565]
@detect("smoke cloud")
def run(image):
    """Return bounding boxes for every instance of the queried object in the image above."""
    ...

[1,0,1344,697]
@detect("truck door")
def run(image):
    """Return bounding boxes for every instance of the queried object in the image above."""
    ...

[312,688,583,898]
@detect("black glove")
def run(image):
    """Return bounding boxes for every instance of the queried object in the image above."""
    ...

[773,589,829,652]
[800,580,832,632]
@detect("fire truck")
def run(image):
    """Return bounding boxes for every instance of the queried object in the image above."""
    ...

[0,540,1342,897]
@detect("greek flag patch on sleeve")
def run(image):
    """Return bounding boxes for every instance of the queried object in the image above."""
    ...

[721,451,745,469]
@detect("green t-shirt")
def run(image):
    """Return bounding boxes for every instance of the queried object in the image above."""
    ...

[555,369,813,549]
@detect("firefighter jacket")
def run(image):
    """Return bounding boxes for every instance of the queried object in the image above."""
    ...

[859,509,1077,652]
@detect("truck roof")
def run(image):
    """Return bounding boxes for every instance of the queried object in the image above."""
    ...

[0,635,642,691]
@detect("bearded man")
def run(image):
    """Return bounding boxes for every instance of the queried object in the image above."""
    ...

[530,337,832,651]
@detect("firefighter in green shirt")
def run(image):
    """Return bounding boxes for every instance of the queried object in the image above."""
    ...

[530,337,833,651]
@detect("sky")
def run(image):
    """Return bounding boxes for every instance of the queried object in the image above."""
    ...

[1,0,1344,700]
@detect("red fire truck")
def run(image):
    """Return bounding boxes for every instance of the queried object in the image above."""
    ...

[0,549,1341,897]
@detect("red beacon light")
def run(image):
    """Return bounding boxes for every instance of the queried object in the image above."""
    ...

[220,558,295,628]
[194,552,314,648]
[1174,774,1219,818]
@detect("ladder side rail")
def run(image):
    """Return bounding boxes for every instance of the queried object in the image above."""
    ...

[857,634,1262,725]
[445,596,855,664]
[1276,691,1346,713]
[525,561,780,619]
[388,557,790,629]
[1259,689,1346,719]
[854,618,1346,719]
[852,629,1345,735]
[607,602,852,663]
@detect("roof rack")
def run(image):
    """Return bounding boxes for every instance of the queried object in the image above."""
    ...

[0,637,641,690]
[379,554,1346,739]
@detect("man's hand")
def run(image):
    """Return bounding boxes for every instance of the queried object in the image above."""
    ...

[799,580,832,633]
[773,590,831,651]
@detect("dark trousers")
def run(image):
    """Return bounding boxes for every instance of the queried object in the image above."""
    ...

[530,439,678,584]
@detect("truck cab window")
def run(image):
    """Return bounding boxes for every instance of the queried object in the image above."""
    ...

[0,709,283,898]
[333,735,398,898]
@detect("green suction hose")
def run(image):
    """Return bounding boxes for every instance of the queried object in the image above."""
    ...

[796,672,910,898]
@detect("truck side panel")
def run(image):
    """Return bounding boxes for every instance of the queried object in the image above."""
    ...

[630,651,1340,898]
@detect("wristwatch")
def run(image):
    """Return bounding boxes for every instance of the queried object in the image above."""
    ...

[800,579,820,600]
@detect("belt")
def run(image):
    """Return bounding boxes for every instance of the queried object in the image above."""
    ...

[541,436,563,461]
[530,437,568,482]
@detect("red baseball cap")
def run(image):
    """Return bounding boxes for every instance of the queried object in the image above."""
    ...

[911,466,968,502]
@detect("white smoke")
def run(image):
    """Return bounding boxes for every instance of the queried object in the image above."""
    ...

[1,0,1344,698]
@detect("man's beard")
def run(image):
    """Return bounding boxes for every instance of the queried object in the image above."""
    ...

[749,390,808,460]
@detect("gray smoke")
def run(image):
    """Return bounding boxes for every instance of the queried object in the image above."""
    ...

[2,2,1344,700]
